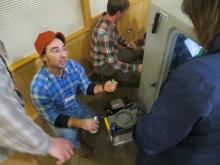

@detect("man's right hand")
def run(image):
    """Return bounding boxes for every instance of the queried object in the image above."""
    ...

[48,137,74,165]
[68,118,99,132]
[80,118,99,132]
[138,64,143,72]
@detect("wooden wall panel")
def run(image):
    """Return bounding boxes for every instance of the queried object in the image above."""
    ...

[66,31,93,74]
[118,0,150,41]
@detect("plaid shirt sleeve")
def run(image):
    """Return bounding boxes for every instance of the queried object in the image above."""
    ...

[115,28,128,48]
[0,59,50,157]
[30,76,59,125]
[99,33,138,73]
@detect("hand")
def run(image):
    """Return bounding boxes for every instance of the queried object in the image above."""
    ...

[48,137,74,165]
[127,42,137,49]
[103,80,118,92]
[81,119,99,132]
[138,64,143,72]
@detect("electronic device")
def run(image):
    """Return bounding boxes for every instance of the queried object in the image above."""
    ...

[104,103,144,146]
[110,98,125,111]
[104,97,130,115]
[138,0,204,112]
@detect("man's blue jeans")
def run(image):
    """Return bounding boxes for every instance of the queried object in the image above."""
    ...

[50,100,95,148]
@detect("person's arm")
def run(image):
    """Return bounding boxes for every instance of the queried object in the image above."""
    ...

[116,29,137,49]
[0,61,50,155]
[98,33,139,73]
[133,66,212,155]
[52,111,99,132]
[48,137,73,165]
[93,80,117,94]
[86,80,117,95]
[116,28,128,48]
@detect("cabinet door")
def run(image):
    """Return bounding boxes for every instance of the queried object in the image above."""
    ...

[139,5,171,112]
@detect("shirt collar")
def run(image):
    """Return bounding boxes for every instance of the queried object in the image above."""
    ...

[43,64,70,80]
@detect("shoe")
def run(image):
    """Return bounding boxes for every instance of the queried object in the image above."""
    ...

[75,143,92,158]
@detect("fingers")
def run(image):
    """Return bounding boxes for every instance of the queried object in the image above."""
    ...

[63,140,74,156]
[49,138,74,165]
[127,42,137,49]
[82,119,99,131]
[91,120,99,130]
[54,151,70,165]
[60,141,73,164]
[56,142,73,165]
[55,152,71,165]
[104,81,117,92]
[56,159,65,165]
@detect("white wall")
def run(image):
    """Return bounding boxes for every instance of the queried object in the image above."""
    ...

[0,0,83,63]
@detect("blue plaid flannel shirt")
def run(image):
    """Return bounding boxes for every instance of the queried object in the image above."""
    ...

[30,60,91,125]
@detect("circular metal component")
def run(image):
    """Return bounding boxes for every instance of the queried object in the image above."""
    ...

[113,109,137,129]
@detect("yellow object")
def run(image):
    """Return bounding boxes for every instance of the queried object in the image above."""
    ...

[104,117,110,130]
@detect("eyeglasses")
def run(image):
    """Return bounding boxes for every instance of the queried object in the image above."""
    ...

[48,47,67,55]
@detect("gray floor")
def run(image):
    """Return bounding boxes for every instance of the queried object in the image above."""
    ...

[37,87,139,165]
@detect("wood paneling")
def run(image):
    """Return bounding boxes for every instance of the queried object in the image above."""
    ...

[9,0,150,119]
[118,0,150,41]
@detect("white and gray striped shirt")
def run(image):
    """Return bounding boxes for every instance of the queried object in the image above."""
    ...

[0,44,50,163]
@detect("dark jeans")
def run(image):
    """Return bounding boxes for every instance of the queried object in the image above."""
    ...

[96,47,143,87]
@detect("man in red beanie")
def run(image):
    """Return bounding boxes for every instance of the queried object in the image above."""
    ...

[30,31,117,156]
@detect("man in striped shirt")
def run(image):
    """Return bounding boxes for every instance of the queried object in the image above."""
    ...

[90,0,143,87]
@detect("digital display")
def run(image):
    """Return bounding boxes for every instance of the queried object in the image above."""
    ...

[184,38,202,57]
[171,34,205,69]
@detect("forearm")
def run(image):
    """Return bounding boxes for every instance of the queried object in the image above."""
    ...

[112,60,138,73]
[93,84,104,95]
[86,83,104,95]
[67,117,84,128]
[116,30,128,47]
[54,114,84,129]
[105,52,138,73]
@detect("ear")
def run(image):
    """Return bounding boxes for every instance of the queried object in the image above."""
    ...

[41,54,47,63]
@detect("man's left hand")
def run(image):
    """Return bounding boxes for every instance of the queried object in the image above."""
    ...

[127,42,137,49]
[103,80,118,92]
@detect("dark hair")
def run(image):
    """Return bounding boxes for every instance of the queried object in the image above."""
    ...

[182,0,220,49]
[107,0,129,16]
